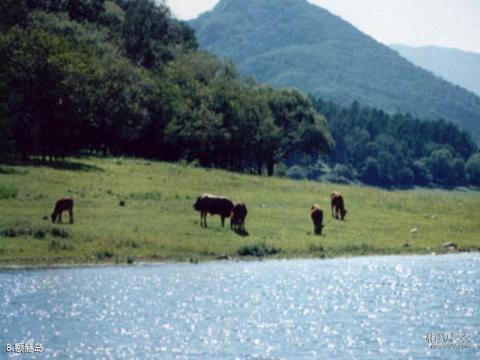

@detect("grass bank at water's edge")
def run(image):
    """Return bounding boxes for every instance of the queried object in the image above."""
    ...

[0,157,479,266]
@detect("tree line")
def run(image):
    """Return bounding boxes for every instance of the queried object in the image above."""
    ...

[310,99,480,187]
[0,0,331,175]
[0,0,478,187]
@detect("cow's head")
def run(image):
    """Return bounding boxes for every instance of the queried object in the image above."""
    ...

[193,196,202,211]
[341,208,347,220]
[51,212,57,223]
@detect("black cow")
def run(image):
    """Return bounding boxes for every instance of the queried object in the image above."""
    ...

[193,194,234,227]
[310,205,324,235]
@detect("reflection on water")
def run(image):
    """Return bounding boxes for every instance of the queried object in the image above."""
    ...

[1,254,479,359]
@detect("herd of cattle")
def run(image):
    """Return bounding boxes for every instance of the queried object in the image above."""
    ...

[190,191,347,235]
[50,191,347,235]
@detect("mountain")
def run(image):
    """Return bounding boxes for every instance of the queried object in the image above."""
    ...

[391,44,480,97]
[191,0,480,142]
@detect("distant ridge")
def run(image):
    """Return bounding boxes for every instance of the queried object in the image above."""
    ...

[191,0,480,141]
[391,44,480,97]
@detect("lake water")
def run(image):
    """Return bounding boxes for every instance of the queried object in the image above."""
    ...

[1,254,479,359]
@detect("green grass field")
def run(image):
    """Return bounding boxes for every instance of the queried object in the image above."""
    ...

[0,157,479,266]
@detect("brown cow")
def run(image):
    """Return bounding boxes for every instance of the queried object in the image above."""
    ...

[230,203,247,231]
[331,191,347,220]
[51,197,74,224]
[310,205,324,235]
[193,194,234,227]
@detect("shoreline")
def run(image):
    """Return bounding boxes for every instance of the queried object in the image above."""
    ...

[0,250,476,271]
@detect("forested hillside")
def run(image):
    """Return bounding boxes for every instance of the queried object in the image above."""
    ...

[1,0,479,188]
[391,44,480,97]
[311,99,479,188]
[191,0,480,142]
[0,0,331,175]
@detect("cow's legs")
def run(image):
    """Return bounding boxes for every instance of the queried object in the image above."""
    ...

[58,212,62,224]
[69,209,74,224]
[221,216,225,227]
[203,212,208,227]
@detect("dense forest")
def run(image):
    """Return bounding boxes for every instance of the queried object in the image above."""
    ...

[0,0,331,175]
[301,99,479,188]
[192,0,480,142]
[0,0,479,188]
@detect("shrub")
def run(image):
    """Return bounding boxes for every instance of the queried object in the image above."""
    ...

[286,165,307,180]
[328,164,356,184]
[466,153,480,186]
[0,167,26,174]
[1,223,32,237]
[51,228,69,238]
[2,228,17,237]
[309,244,324,252]
[274,163,288,177]
[119,200,126,207]
[34,229,46,239]
[96,250,114,260]
[0,185,17,199]
[178,159,188,167]
[189,159,200,168]
[237,243,281,257]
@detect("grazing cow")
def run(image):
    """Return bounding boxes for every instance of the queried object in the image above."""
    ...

[331,191,347,220]
[310,205,324,235]
[193,194,234,227]
[230,203,247,231]
[51,197,74,224]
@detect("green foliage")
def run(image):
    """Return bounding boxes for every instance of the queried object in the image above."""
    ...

[51,228,69,238]
[122,0,196,69]
[34,229,46,239]
[0,25,92,158]
[313,99,477,188]
[0,185,17,199]
[286,165,307,180]
[0,2,330,176]
[158,52,330,174]
[192,0,480,142]
[0,0,28,30]
[96,250,114,259]
[327,164,356,184]
[466,153,480,185]
[237,243,281,257]
[66,0,105,23]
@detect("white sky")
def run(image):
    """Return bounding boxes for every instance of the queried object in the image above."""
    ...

[164,0,480,53]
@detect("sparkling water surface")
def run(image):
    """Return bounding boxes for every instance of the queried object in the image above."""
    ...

[1,254,479,359]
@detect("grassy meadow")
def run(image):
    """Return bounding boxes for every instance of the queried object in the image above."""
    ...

[0,157,479,266]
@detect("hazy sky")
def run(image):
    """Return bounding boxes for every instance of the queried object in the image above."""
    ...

[165,0,480,53]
